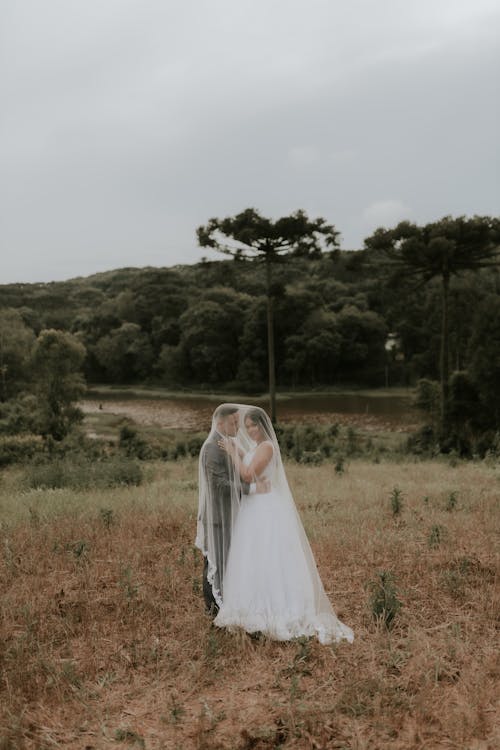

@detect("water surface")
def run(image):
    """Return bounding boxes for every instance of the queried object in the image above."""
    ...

[81,391,420,432]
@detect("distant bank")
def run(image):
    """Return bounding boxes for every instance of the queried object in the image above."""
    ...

[81,385,420,432]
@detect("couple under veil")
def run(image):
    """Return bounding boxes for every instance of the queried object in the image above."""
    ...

[195,404,354,645]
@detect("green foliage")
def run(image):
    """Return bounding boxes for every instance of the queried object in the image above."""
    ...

[405,425,437,456]
[169,695,186,724]
[445,491,458,512]
[0,433,44,466]
[0,213,499,447]
[71,540,90,559]
[186,435,205,457]
[277,423,333,462]
[0,308,36,399]
[334,455,345,474]
[275,422,393,462]
[414,379,440,417]
[23,456,143,491]
[99,508,115,529]
[428,524,446,548]
[197,207,341,419]
[367,571,402,628]
[172,290,250,385]
[0,394,44,436]
[365,215,500,437]
[468,294,500,425]
[114,727,145,748]
[365,215,500,282]
[346,426,359,455]
[119,424,152,460]
[299,450,324,465]
[390,487,404,516]
[197,207,339,259]
[32,329,86,440]
[336,306,388,379]
[94,322,154,382]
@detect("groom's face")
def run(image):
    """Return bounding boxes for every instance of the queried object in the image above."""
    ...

[218,412,239,437]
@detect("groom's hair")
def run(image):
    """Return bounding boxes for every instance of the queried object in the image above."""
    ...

[214,405,238,420]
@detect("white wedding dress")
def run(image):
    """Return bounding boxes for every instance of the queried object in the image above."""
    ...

[213,443,354,644]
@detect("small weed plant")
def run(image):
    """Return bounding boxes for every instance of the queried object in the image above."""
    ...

[390,487,404,516]
[445,491,458,512]
[367,570,402,628]
[428,524,446,548]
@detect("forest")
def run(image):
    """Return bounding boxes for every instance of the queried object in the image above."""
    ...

[1,213,499,453]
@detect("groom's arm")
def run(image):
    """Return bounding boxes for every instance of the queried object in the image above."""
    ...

[204,442,251,495]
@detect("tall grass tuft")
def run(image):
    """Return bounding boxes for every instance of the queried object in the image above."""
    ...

[367,571,402,628]
[390,486,404,516]
[334,455,345,474]
[99,507,115,529]
[428,524,446,548]
[445,490,458,512]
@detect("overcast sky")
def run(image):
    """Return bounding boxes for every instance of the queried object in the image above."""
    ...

[1,0,499,283]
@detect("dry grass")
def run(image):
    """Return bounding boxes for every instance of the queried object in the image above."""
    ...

[1,458,499,749]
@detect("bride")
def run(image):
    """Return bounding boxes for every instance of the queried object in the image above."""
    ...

[203,404,354,645]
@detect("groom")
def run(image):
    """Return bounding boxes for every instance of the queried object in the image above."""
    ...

[199,405,267,615]
[200,405,245,615]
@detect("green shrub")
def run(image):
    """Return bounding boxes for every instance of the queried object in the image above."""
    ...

[186,435,205,457]
[334,455,345,474]
[277,424,336,462]
[174,441,187,458]
[346,427,359,455]
[406,425,436,456]
[299,450,324,465]
[0,394,44,435]
[326,423,340,438]
[119,425,152,460]
[23,456,143,491]
[414,379,440,417]
[0,434,44,466]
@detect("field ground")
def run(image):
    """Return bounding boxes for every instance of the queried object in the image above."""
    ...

[1,457,499,749]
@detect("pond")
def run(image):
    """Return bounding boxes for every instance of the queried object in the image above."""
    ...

[81,390,421,432]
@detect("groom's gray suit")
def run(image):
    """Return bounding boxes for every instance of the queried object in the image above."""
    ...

[201,433,250,614]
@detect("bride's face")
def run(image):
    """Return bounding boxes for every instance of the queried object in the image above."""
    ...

[245,417,263,443]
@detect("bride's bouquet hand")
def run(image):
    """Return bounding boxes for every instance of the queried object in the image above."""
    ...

[256,478,271,494]
[217,437,237,458]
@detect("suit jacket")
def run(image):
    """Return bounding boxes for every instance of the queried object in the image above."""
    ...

[202,434,249,528]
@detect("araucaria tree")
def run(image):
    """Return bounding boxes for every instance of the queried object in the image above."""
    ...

[364,215,500,437]
[197,208,339,421]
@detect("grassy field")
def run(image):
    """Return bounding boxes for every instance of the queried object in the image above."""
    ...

[1,457,499,749]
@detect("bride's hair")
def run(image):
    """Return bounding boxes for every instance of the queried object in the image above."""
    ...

[245,408,270,433]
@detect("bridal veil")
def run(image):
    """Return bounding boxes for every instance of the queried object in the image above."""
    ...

[197,404,354,644]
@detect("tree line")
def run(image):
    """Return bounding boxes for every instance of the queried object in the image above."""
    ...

[0,211,499,452]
